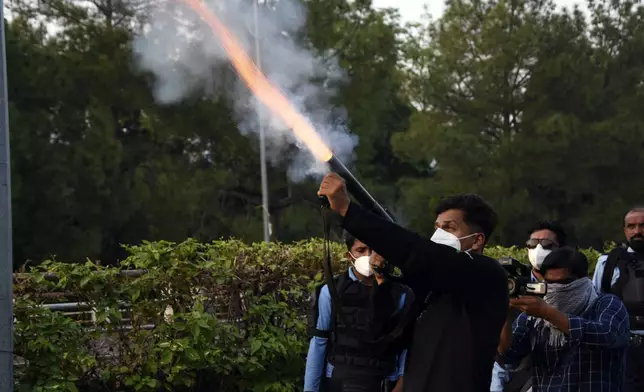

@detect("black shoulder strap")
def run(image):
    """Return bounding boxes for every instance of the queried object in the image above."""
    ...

[321,207,345,342]
[308,272,349,339]
[335,270,351,295]
[329,270,353,341]
[602,246,630,294]
[308,282,327,338]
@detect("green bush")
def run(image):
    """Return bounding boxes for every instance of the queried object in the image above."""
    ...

[13,239,608,391]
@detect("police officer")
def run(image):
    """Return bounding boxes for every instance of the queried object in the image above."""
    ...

[304,234,413,392]
[592,206,644,392]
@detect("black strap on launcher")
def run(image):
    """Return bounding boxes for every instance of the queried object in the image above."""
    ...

[319,198,343,342]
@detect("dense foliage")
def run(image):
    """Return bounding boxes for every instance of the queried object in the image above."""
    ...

[14,239,330,391]
[5,0,644,265]
[13,239,605,391]
[395,0,644,245]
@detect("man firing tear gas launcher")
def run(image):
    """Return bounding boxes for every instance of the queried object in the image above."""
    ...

[318,173,509,392]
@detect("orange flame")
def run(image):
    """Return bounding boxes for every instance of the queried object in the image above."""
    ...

[180,0,333,162]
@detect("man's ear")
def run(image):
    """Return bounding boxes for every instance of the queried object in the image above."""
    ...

[473,233,486,251]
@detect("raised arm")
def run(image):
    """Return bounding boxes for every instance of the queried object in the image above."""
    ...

[509,292,630,350]
[342,202,505,296]
[318,173,506,296]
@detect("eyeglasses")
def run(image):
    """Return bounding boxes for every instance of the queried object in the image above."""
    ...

[525,238,558,250]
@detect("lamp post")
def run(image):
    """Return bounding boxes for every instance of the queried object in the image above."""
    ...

[0,0,14,390]
[253,0,271,242]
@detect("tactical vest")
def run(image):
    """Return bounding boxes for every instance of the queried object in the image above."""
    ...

[601,246,644,330]
[307,270,412,379]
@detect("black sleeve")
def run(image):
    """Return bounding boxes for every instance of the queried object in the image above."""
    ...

[341,202,505,298]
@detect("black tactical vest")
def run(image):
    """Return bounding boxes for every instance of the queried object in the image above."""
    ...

[320,271,410,379]
[601,246,644,330]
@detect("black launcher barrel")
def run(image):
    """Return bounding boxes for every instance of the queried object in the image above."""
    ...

[324,155,395,222]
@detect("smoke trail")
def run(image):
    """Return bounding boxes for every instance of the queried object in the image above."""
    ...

[132,0,358,181]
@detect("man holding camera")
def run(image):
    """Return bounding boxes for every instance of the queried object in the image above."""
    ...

[318,173,508,392]
[498,247,630,391]
[491,221,568,391]
[304,234,413,392]
[592,206,644,392]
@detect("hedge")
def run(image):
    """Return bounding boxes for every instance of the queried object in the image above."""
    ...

[13,239,608,391]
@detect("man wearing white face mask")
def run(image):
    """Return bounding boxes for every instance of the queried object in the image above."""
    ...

[491,221,567,392]
[304,233,413,392]
[318,173,508,392]
[525,221,567,281]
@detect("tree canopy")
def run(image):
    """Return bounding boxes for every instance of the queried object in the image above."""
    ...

[5,0,644,266]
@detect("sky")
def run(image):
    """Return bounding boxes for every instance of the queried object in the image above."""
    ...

[371,0,588,23]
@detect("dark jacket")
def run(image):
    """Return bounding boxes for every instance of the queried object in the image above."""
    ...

[341,203,509,392]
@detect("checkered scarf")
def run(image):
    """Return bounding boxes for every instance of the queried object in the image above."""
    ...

[534,277,598,347]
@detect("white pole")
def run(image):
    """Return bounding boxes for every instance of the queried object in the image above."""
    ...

[253,0,271,242]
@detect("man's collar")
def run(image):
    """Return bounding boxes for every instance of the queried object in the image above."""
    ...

[348,267,375,285]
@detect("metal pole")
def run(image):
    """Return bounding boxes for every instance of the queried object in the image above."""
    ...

[253,0,271,242]
[0,0,13,389]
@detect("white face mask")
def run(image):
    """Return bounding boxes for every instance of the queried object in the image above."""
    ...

[528,244,551,270]
[430,228,478,252]
[352,255,374,277]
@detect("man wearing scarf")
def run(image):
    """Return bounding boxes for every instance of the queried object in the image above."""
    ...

[497,247,630,391]
[491,221,568,392]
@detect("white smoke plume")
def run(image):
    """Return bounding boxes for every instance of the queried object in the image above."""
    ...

[132,0,358,181]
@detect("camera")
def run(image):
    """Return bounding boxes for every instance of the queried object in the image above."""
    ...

[498,256,547,297]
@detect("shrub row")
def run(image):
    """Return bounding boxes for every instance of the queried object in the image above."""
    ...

[13,239,607,391]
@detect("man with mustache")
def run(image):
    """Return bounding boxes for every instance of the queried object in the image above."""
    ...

[318,173,508,392]
[592,206,644,392]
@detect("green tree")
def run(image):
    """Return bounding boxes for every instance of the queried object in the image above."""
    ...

[6,0,415,265]
[394,0,644,246]
[305,0,415,209]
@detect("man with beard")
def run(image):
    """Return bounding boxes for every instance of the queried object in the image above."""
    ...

[593,206,644,392]
[498,247,630,391]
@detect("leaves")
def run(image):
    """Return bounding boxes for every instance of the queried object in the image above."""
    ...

[14,237,606,391]
[7,0,414,267]
[395,0,644,246]
[14,239,341,391]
